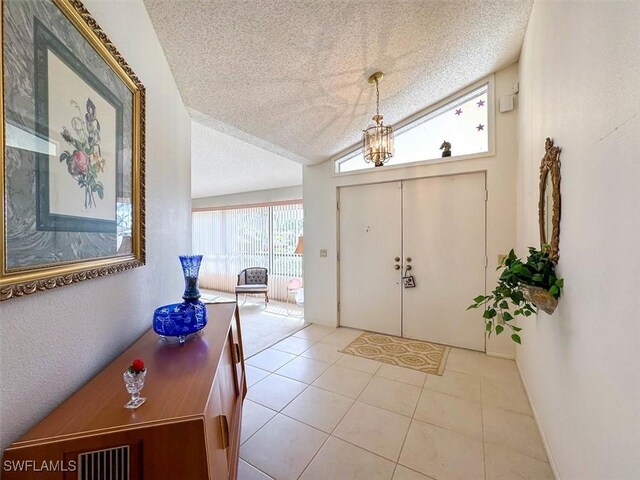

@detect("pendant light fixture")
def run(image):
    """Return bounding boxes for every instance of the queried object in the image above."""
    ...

[363,71,394,167]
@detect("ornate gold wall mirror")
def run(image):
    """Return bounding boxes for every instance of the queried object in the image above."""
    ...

[538,138,561,263]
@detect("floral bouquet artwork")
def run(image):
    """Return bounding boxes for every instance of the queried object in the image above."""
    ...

[123,358,147,409]
[59,98,106,209]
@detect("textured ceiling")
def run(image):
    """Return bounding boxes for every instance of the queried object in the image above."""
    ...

[145,0,533,164]
[190,119,302,198]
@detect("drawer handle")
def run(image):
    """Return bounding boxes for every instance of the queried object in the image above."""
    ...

[232,343,241,364]
[220,414,229,449]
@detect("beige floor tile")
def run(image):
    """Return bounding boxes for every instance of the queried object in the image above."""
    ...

[413,390,482,439]
[246,365,270,387]
[240,414,327,480]
[424,369,481,402]
[300,436,395,480]
[485,443,554,480]
[247,348,296,372]
[445,348,485,375]
[241,400,277,444]
[393,465,436,480]
[320,328,364,349]
[238,459,272,480]
[399,419,484,480]
[312,365,372,398]
[246,374,307,411]
[282,385,354,433]
[376,363,427,387]
[271,336,315,355]
[301,343,345,364]
[359,376,421,417]
[293,324,335,342]
[483,407,548,461]
[275,356,331,384]
[481,356,520,381]
[336,354,382,374]
[333,401,411,461]
[482,375,533,416]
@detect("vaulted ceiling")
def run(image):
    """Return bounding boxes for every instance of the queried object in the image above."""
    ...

[145,0,533,165]
[190,115,302,199]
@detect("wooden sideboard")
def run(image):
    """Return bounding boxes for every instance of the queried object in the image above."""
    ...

[2,302,246,480]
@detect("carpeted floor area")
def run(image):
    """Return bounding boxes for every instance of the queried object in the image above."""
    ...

[201,289,307,357]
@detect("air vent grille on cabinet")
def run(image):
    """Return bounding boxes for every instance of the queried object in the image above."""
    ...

[78,445,129,480]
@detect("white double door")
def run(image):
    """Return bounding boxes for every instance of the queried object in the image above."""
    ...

[339,173,486,351]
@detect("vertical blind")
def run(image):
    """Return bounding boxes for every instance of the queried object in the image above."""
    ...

[192,202,303,302]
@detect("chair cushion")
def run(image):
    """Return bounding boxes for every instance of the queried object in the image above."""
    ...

[235,285,268,293]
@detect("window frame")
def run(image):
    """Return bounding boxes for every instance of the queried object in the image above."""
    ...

[332,75,495,176]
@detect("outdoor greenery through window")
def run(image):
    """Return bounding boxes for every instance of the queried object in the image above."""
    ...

[335,83,490,173]
[192,202,303,302]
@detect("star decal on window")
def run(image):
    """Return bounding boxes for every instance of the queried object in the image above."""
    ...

[476,124,485,131]
[455,108,462,116]
[477,99,485,107]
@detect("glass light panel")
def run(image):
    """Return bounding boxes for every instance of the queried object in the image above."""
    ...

[336,83,489,173]
[393,85,488,163]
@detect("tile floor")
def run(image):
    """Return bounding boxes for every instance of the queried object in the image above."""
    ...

[240,324,554,480]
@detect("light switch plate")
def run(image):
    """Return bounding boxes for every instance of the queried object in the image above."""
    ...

[320,249,328,257]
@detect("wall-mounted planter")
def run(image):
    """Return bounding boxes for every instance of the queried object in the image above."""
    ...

[468,246,563,344]
[521,285,558,315]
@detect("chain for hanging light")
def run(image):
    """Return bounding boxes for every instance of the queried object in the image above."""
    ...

[363,71,394,167]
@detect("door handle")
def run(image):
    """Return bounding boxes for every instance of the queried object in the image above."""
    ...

[394,265,401,270]
[406,265,412,271]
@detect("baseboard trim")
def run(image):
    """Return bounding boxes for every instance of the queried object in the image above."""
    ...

[515,358,562,480]
[485,351,515,360]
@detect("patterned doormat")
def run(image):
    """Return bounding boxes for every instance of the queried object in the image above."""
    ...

[341,331,450,375]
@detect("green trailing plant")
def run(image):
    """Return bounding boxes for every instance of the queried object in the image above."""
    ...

[468,245,564,344]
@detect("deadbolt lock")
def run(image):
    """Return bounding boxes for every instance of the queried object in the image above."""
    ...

[394,257,400,262]
[406,257,412,263]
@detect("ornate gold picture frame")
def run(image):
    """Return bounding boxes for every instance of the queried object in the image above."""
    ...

[538,137,561,264]
[0,0,145,301]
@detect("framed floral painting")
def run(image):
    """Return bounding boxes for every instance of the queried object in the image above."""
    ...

[0,0,146,301]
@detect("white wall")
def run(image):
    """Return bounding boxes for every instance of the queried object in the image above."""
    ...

[303,64,520,357]
[516,2,640,479]
[0,0,191,452]
[192,185,302,209]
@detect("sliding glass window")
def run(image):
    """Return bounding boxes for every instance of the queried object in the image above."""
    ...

[192,202,303,301]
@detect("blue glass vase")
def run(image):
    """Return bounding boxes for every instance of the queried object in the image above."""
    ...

[153,255,208,344]
[180,255,203,302]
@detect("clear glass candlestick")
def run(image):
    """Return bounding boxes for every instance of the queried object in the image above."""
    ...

[123,369,147,409]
